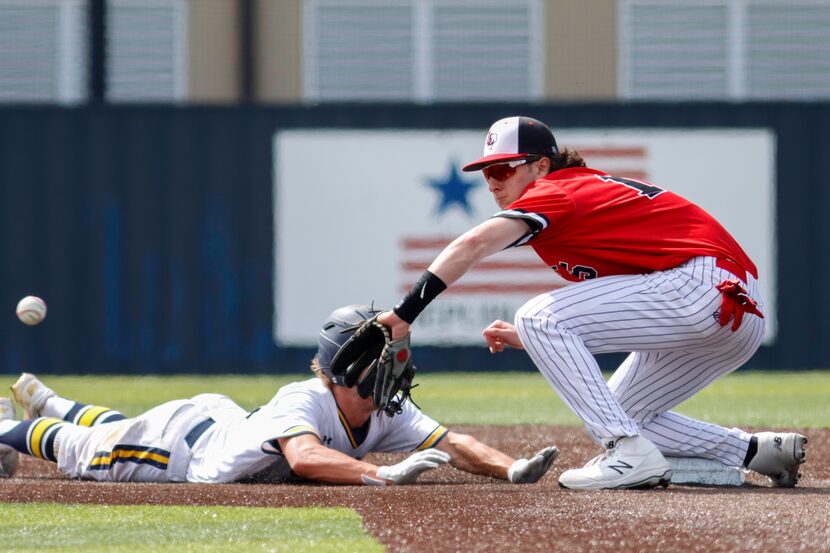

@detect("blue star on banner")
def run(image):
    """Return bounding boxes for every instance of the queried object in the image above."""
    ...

[426,162,481,217]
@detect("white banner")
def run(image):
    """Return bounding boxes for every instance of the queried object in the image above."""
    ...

[274,128,776,346]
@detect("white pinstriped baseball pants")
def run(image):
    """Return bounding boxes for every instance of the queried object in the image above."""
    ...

[515,256,765,467]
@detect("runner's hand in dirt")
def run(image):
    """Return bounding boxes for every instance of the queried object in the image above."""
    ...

[508,446,560,484]
[376,449,451,484]
[483,320,525,353]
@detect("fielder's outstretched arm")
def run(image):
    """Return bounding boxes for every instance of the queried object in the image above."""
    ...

[379,217,529,338]
[430,217,529,285]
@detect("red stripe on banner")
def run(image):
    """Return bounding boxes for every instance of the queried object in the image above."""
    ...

[400,283,554,295]
[576,147,646,158]
[402,261,548,271]
[401,237,454,250]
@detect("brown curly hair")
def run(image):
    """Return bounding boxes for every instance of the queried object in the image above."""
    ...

[546,147,586,173]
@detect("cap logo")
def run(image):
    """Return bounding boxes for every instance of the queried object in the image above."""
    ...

[485,132,497,147]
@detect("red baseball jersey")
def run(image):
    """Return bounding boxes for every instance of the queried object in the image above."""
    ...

[494,167,757,284]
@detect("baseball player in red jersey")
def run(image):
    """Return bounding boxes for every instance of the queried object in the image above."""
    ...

[377,116,807,490]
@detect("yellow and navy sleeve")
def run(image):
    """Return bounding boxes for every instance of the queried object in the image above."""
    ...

[275,425,320,441]
[415,424,448,451]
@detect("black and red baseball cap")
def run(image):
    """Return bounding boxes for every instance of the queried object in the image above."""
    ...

[462,116,559,172]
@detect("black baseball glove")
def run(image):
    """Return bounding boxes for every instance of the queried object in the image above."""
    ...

[329,315,415,416]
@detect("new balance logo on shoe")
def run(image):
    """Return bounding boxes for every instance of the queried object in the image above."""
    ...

[607,460,633,475]
[558,436,672,490]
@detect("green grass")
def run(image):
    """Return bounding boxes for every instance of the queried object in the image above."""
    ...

[0,503,383,553]
[416,371,830,428]
[3,370,827,428]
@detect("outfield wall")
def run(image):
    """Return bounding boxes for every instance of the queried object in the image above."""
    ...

[0,103,827,374]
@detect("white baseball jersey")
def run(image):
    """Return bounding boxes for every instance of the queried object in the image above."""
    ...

[188,379,447,483]
[56,379,447,483]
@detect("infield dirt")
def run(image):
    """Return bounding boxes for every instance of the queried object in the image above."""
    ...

[2,425,828,552]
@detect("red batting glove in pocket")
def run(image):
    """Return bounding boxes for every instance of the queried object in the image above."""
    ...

[715,279,764,332]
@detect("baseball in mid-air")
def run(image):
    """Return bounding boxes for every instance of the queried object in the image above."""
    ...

[16,295,47,326]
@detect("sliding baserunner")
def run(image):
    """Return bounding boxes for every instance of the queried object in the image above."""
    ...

[0,304,558,486]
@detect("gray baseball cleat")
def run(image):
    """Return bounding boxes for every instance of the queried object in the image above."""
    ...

[11,373,56,419]
[747,432,807,487]
[508,446,560,484]
[0,397,19,478]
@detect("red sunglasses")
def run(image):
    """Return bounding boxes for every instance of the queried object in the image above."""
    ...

[482,156,541,181]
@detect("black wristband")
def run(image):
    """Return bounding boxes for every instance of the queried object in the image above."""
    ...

[393,270,447,324]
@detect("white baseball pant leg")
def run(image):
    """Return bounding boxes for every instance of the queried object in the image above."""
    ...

[56,394,238,482]
[515,256,765,465]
